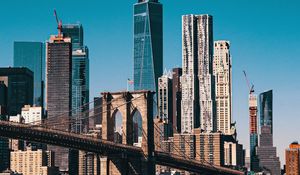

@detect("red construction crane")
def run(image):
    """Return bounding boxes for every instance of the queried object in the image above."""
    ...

[243,70,254,94]
[54,10,63,37]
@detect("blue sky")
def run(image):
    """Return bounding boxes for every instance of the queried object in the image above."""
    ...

[1,0,299,165]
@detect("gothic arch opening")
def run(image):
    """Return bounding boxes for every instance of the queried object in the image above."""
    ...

[131,108,143,147]
[112,109,123,144]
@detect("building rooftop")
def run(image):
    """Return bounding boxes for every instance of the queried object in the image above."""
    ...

[0,67,33,76]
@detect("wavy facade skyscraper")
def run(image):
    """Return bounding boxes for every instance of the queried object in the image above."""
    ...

[181,14,215,133]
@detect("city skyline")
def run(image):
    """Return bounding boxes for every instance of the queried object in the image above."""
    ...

[0,0,299,165]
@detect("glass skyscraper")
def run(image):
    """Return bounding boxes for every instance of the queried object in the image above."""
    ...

[62,24,89,133]
[62,24,84,49]
[13,41,44,107]
[256,90,281,174]
[133,0,163,93]
[0,68,33,116]
[260,90,273,133]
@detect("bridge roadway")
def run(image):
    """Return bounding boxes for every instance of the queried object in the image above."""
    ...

[0,121,244,175]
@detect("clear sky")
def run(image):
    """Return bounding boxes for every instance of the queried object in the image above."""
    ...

[1,0,299,165]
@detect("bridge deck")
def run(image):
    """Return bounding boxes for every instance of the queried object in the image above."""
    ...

[0,121,244,175]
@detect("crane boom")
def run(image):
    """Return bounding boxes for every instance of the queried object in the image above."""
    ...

[243,70,254,94]
[53,9,62,38]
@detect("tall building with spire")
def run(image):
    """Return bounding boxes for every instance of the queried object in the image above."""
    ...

[213,41,232,135]
[133,0,163,94]
[181,14,215,133]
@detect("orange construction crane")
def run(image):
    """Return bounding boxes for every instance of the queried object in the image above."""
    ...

[243,70,254,94]
[54,10,63,38]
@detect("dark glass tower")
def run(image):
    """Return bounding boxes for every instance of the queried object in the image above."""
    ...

[62,24,89,133]
[13,42,45,107]
[0,81,9,172]
[62,24,83,49]
[260,90,273,133]
[46,35,72,172]
[133,0,163,93]
[0,67,33,116]
[257,90,281,174]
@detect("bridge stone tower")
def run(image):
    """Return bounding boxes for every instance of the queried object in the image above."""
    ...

[101,90,155,175]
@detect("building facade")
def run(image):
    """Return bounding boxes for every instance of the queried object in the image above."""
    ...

[172,68,182,134]
[10,147,58,175]
[0,68,33,116]
[249,93,259,171]
[196,15,215,133]
[71,48,89,133]
[0,82,9,171]
[0,137,9,172]
[21,105,42,124]
[224,141,244,168]
[46,34,72,172]
[133,0,163,93]
[194,130,224,166]
[213,41,232,135]
[181,14,200,134]
[158,71,173,137]
[286,142,300,175]
[62,24,89,133]
[172,133,195,160]
[181,14,215,133]
[257,90,280,174]
[256,126,281,175]
[92,97,102,128]
[9,115,25,151]
[259,90,273,133]
[13,41,45,107]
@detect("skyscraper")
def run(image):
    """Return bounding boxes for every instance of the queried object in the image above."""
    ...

[13,41,45,107]
[257,90,281,175]
[197,15,215,132]
[158,71,173,137]
[62,24,83,49]
[46,33,72,171]
[62,24,89,133]
[249,93,259,171]
[133,0,163,93]
[260,90,273,133]
[0,81,7,116]
[70,48,89,132]
[172,68,182,134]
[0,82,9,172]
[213,41,232,135]
[0,67,33,116]
[181,14,215,133]
[181,15,200,134]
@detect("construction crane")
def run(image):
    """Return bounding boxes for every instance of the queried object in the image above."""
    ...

[243,70,254,94]
[54,9,63,38]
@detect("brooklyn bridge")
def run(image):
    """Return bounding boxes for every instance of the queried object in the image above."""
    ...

[0,90,244,175]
